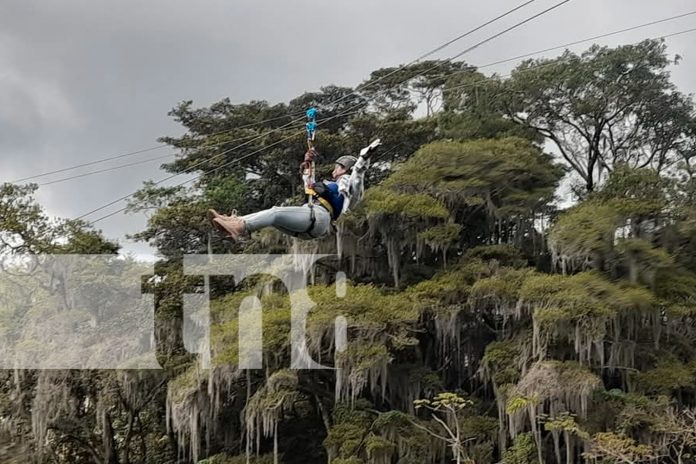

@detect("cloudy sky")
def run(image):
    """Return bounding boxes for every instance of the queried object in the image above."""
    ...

[1,0,695,259]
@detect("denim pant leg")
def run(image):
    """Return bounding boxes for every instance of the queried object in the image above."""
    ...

[242,205,331,238]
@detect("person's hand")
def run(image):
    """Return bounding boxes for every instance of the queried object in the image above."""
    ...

[304,148,317,163]
[359,139,381,159]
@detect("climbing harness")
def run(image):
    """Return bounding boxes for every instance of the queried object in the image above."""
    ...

[305,186,335,217]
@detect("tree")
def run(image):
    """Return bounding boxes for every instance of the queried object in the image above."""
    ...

[358,60,475,116]
[499,39,695,192]
[413,393,475,464]
[8,42,696,464]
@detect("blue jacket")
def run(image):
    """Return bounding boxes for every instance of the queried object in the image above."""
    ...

[315,181,344,220]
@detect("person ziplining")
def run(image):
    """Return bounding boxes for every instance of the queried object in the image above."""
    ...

[208,107,381,241]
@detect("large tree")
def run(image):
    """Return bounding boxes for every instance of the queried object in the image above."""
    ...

[498,39,695,193]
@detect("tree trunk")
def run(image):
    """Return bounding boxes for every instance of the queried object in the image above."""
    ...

[103,411,119,464]
[565,431,573,464]
[123,412,135,464]
[552,430,561,464]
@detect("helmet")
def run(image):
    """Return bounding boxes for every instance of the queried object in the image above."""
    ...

[335,155,357,171]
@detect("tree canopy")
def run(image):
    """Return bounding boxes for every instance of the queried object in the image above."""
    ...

[3,40,696,464]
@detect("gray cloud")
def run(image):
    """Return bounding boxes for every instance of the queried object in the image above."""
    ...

[0,0,694,258]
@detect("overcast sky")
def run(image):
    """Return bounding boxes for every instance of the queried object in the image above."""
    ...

[1,0,695,259]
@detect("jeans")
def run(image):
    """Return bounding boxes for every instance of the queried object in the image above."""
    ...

[242,204,332,239]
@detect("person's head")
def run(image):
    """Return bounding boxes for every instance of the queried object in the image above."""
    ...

[332,155,357,180]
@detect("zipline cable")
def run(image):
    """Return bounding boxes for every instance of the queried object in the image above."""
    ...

[8,113,296,184]
[442,25,696,95]
[43,12,696,187]
[79,0,574,224]
[13,0,540,186]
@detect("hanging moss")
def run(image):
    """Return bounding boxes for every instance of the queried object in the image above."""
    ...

[417,223,462,259]
[524,273,617,353]
[333,459,366,464]
[244,370,300,464]
[418,223,462,244]
[470,267,533,318]
[211,291,293,368]
[168,365,203,404]
[510,361,602,421]
[365,435,395,464]
[336,342,391,404]
[548,201,621,273]
[370,410,439,464]
[166,366,211,463]
[518,271,657,363]
[359,137,562,283]
[616,238,674,285]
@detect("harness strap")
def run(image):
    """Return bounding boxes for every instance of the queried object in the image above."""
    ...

[304,202,317,235]
[304,187,335,217]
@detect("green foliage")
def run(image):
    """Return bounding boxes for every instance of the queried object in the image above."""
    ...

[596,166,672,218]
[337,343,390,372]
[0,183,118,254]
[414,392,473,411]
[506,395,539,415]
[211,291,291,367]
[383,138,562,215]
[461,415,498,441]
[418,223,462,248]
[199,454,275,464]
[470,267,533,312]
[616,238,673,265]
[544,412,582,435]
[363,186,449,219]
[408,258,488,307]
[169,366,203,403]
[584,432,656,463]
[500,39,694,192]
[465,244,528,268]
[204,176,247,212]
[308,282,421,333]
[361,137,562,276]
[359,60,474,116]
[549,201,621,268]
[325,402,375,460]
[521,272,654,327]
[481,339,526,386]
[440,69,541,141]
[654,267,696,304]
[9,40,696,464]
[636,359,696,394]
[502,433,538,464]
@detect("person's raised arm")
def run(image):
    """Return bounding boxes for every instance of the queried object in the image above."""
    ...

[339,139,381,213]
